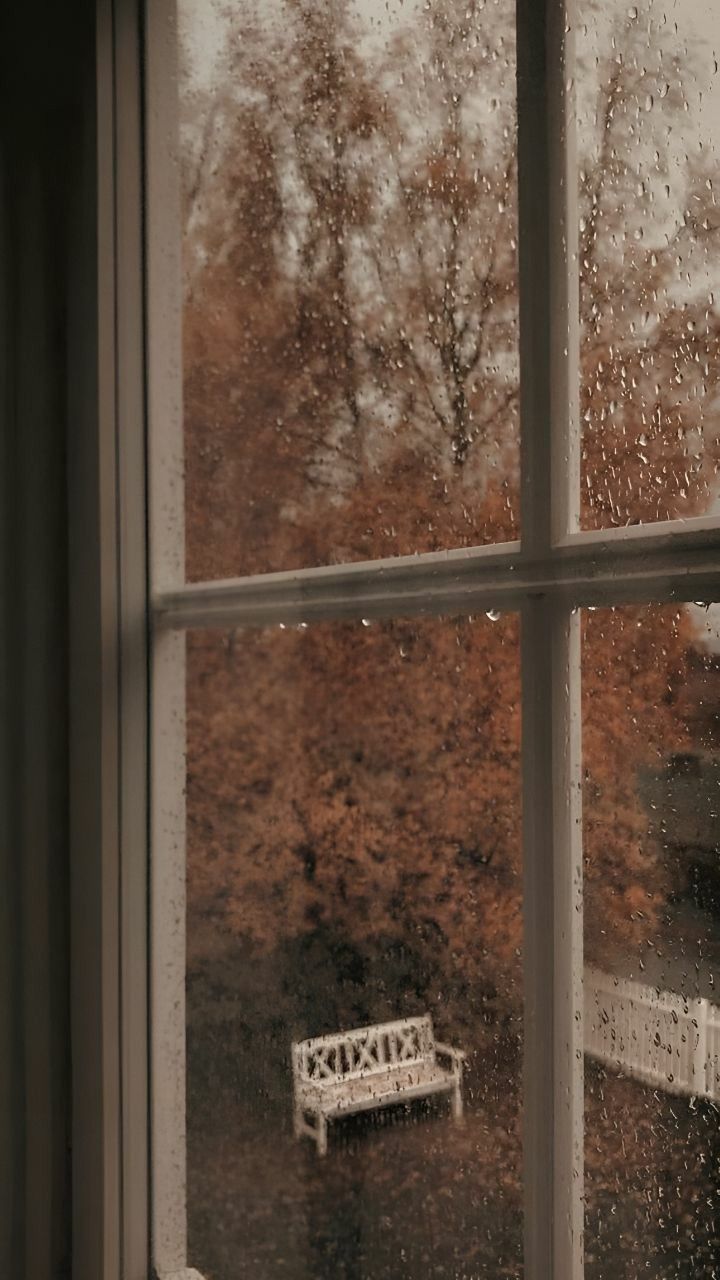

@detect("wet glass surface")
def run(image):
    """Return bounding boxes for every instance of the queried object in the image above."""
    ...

[582,603,720,1278]
[178,0,518,580]
[185,614,522,1278]
[166,4,720,1276]
[577,1,720,530]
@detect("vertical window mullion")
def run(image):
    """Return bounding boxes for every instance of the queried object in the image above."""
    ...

[150,630,189,1277]
[517,1,583,1277]
[114,0,150,1275]
[145,0,190,1275]
[521,601,583,1279]
[70,1,123,1276]
[518,0,579,554]
[146,0,185,596]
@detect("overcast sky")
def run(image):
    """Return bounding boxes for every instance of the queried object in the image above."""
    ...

[182,0,720,95]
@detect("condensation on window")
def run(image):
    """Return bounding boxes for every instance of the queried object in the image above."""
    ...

[582,601,720,1278]
[577,0,720,530]
[184,613,522,1279]
[178,0,518,580]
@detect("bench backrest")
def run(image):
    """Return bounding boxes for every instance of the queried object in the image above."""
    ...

[293,1016,435,1087]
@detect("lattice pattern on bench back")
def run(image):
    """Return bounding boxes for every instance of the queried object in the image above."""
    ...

[295,1016,435,1086]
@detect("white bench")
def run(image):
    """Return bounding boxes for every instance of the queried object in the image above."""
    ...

[291,1015,466,1156]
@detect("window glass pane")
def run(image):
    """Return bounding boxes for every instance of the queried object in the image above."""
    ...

[185,614,522,1278]
[577,1,720,530]
[179,0,518,580]
[582,603,720,1277]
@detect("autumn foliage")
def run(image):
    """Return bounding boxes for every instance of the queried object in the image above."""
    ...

[181,0,720,1042]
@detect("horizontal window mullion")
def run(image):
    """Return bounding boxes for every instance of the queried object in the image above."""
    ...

[559,513,720,549]
[151,542,521,629]
[151,535,720,631]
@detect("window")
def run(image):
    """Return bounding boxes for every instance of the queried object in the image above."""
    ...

[102,1,720,1278]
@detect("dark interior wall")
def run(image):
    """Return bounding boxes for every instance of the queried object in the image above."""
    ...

[0,3,96,1277]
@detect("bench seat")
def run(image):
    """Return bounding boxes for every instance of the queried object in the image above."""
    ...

[301,1060,458,1118]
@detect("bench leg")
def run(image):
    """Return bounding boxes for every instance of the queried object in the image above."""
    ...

[316,1113,328,1157]
[294,1107,328,1154]
[451,1081,464,1122]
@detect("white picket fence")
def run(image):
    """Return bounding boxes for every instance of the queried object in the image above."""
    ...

[584,966,720,1100]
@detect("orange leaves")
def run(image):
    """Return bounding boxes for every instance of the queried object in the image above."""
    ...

[186,618,521,1009]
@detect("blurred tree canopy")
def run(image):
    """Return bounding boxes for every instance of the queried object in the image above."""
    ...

[181,0,720,1038]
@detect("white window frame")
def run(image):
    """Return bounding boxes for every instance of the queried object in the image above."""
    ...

[85,1,720,1278]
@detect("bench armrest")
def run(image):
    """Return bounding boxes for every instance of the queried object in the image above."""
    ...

[435,1041,467,1069]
